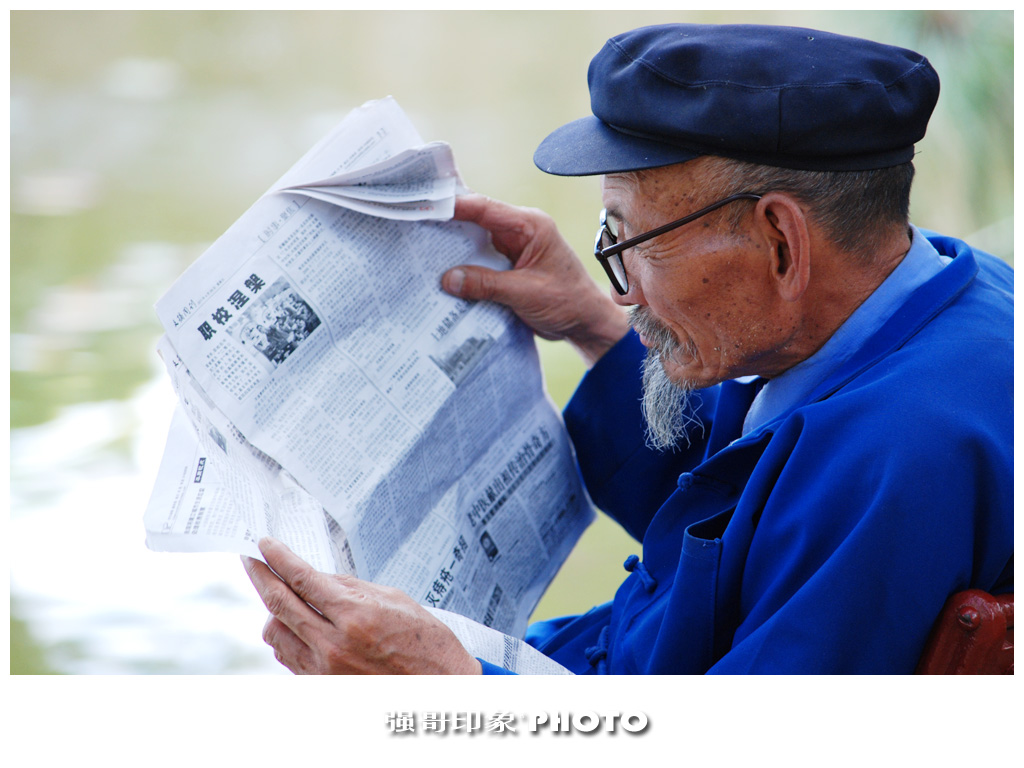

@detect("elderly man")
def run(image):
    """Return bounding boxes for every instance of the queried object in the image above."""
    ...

[243,23,1012,674]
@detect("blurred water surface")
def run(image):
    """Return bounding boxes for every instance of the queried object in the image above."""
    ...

[9,10,1013,674]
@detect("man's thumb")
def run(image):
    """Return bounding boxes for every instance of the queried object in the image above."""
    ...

[442,265,511,303]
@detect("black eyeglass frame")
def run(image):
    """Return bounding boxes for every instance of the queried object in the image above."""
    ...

[594,192,763,295]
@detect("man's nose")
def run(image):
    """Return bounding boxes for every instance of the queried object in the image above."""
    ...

[610,273,644,307]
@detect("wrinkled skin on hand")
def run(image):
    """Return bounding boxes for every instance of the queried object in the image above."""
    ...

[243,537,481,675]
[443,194,629,367]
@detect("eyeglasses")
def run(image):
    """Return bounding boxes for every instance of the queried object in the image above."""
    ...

[594,193,762,295]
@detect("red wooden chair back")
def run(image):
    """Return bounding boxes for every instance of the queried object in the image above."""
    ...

[917,589,1013,674]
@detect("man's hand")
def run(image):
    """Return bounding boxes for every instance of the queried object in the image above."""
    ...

[242,537,482,675]
[443,194,630,367]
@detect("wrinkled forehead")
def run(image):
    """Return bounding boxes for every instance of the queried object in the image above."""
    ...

[601,162,704,214]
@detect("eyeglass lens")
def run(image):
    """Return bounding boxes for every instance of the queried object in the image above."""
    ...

[598,214,628,293]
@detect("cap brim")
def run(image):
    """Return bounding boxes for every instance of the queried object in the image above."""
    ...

[533,115,701,177]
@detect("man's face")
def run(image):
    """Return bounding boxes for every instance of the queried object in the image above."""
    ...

[602,163,781,390]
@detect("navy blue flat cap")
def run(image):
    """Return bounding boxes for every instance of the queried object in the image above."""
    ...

[535,24,940,175]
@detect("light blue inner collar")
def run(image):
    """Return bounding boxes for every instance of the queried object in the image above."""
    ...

[742,226,952,435]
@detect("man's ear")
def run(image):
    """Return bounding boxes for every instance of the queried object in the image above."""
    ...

[754,193,811,303]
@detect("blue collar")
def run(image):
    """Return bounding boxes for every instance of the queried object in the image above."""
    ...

[742,226,952,435]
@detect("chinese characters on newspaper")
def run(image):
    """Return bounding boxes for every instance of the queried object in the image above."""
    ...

[144,97,593,674]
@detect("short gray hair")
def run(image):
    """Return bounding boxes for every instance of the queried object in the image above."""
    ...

[700,157,915,258]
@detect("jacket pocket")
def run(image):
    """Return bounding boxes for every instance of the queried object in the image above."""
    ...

[620,506,736,673]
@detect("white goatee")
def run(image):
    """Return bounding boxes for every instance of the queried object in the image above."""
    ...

[629,306,702,451]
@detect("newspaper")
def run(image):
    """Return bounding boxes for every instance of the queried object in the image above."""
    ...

[145,97,592,673]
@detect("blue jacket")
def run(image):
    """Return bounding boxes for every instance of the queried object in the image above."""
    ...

[482,232,1012,674]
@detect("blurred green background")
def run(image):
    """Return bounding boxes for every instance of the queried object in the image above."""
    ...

[10,10,1013,674]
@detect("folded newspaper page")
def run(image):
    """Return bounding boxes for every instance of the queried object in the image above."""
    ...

[145,97,592,672]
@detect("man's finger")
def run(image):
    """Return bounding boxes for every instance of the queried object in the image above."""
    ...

[262,615,317,674]
[442,264,533,306]
[257,537,334,608]
[453,195,535,264]
[452,193,496,226]
[242,553,329,646]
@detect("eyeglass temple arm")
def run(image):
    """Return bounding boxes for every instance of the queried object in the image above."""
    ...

[602,193,762,258]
